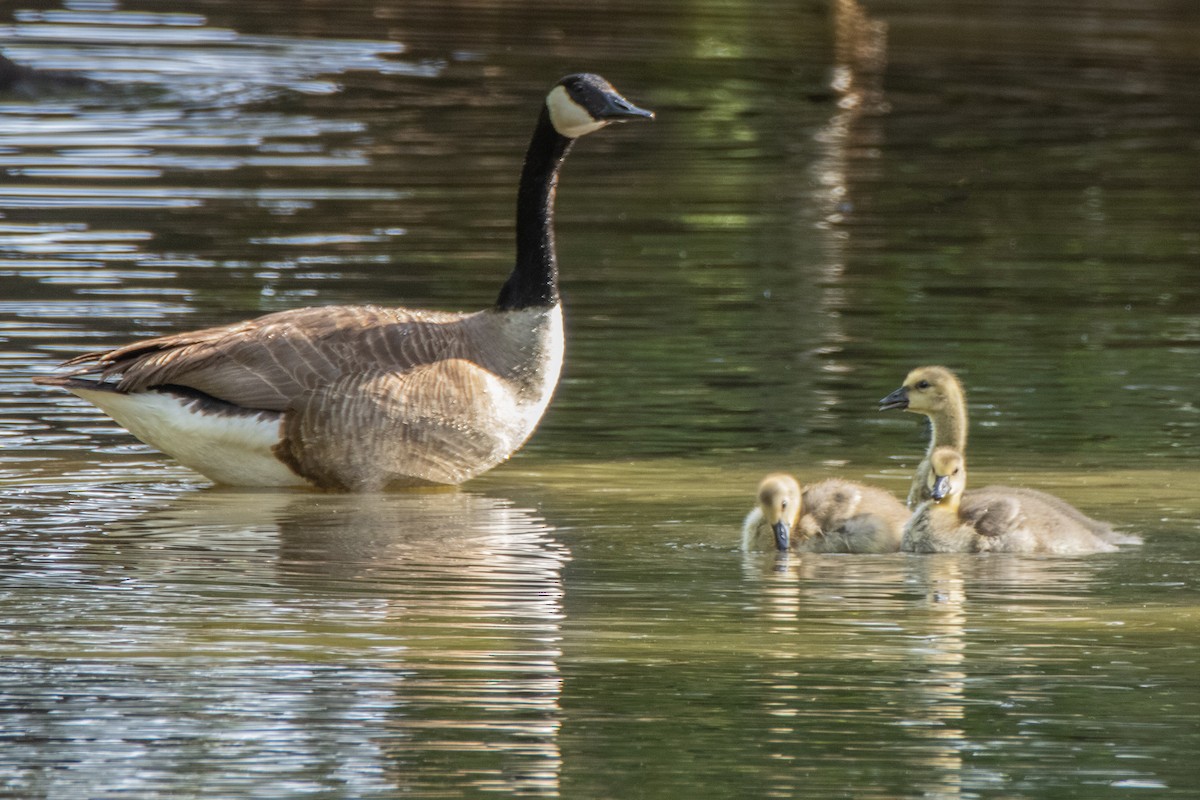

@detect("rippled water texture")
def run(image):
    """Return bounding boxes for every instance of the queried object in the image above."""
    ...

[2,0,1199,797]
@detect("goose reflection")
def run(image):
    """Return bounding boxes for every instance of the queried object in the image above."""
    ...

[100,489,568,797]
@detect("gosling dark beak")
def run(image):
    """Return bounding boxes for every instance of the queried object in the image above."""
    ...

[598,91,655,122]
[879,386,909,411]
[930,476,951,502]
[772,521,790,552]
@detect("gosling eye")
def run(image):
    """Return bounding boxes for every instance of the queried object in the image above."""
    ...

[780,500,788,510]
[916,380,931,390]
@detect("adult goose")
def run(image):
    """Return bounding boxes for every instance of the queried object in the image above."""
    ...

[878,365,1139,545]
[35,74,653,491]
[901,447,1119,554]
[742,473,909,554]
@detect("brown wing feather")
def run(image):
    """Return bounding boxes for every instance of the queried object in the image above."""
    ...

[59,305,478,411]
[276,360,515,490]
[959,491,1024,538]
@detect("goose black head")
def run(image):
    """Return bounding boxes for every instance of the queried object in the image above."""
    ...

[546,73,654,139]
[927,447,967,503]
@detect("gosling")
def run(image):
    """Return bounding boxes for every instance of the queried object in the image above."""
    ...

[879,365,1139,546]
[743,473,909,553]
[878,365,967,508]
[901,447,1120,555]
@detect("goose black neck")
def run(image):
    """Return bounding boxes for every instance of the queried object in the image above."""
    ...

[495,107,574,311]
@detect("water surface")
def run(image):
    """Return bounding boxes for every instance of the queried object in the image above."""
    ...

[2,0,1199,797]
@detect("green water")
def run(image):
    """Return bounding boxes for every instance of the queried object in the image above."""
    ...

[2,0,1199,797]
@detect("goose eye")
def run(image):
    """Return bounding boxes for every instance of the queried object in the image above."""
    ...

[780,500,788,509]
[916,380,931,390]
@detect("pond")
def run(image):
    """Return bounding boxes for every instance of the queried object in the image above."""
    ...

[2,0,1199,797]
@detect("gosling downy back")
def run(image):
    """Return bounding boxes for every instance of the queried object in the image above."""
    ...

[796,478,908,553]
[35,74,653,491]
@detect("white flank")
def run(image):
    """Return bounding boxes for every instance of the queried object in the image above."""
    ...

[503,304,565,446]
[546,86,606,138]
[66,386,306,487]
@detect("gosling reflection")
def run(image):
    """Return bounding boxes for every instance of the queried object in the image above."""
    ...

[902,556,969,799]
[900,554,1113,798]
[736,550,808,799]
[743,544,914,789]
[103,490,568,797]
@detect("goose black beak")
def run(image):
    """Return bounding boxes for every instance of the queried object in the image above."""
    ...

[879,386,909,411]
[772,520,790,551]
[598,92,655,122]
[930,476,951,502]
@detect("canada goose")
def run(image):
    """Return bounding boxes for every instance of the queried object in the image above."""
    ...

[878,365,1139,545]
[901,447,1119,554]
[34,74,653,491]
[742,473,909,553]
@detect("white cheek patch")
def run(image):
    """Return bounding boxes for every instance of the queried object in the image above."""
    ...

[546,85,607,138]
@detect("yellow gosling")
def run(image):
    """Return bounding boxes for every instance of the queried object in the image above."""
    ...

[879,366,1139,545]
[901,447,1120,555]
[878,365,967,507]
[743,473,909,554]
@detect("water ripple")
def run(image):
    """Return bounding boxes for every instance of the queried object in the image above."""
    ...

[1,489,568,797]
